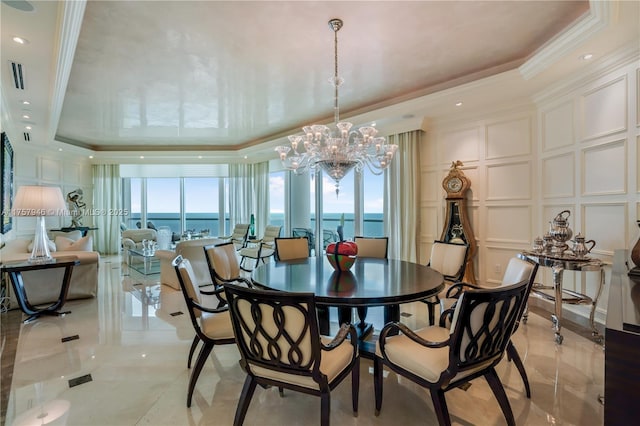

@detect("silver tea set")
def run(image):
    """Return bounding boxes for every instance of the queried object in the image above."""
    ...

[532,210,596,259]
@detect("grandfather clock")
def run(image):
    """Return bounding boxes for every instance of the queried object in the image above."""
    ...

[441,161,477,284]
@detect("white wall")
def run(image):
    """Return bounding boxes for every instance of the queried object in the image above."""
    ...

[420,51,640,324]
[2,142,92,243]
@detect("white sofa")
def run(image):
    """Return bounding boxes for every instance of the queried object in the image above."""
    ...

[1,237,100,306]
[122,229,157,251]
[156,238,223,290]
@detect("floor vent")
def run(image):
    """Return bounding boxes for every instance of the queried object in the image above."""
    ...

[11,61,24,90]
[23,132,30,142]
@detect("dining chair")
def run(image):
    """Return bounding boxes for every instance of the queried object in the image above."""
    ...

[223,283,360,426]
[349,236,391,327]
[172,255,236,407]
[274,237,310,261]
[239,225,282,271]
[439,256,539,397]
[423,240,469,325]
[375,278,530,426]
[222,223,250,250]
[292,227,315,256]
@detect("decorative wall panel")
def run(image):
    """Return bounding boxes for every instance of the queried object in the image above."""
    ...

[582,139,627,196]
[439,127,480,165]
[486,117,531,159]
[485,205,531,244]
[543,101,574,151]
[39,158,62,182]
[463,167,480,201]
[582,203,627,255]
[484,246,524,285]
[486,162,531,200]
[581,76,627,140]
[421,170,439,202]
[542,153,574,198]
[63,161,82,184]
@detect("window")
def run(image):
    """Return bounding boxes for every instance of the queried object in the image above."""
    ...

[269,171,285,228]
[184,178,219,236]
[322,172,354,246]
[362,168,384,236]
[146,178,180,233]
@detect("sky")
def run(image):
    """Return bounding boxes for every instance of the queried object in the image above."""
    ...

[131,170,384,214]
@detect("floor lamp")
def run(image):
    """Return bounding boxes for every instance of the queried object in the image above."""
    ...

[11,185,68,264]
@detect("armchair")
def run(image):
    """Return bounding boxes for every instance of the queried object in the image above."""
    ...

[172,255,236,407]
[375,279,530,426]
[223,283,359,426]
[439,256,539,397]
[221,223,250,250]
[238,225,282,271]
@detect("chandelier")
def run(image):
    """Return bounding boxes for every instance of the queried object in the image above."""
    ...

[275,18,398,196]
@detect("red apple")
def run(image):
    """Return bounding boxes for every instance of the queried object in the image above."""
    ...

[327,241,358,256]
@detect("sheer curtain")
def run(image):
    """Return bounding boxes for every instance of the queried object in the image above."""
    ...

[92,164,122,254]
[228,162,269,237]
[384,130,422,262]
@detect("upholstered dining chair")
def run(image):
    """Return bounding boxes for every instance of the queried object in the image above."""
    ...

[349,236,390,326]
[172,255,236,407]
[439,256,539,397]
[223,283,360,426]
[375,279,530,426]
[222,223,250,250]
[274,237,310,261]
[423,240,469,325]
[238,225,282,271]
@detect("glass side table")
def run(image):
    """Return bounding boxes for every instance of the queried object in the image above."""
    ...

[519,251,605,344]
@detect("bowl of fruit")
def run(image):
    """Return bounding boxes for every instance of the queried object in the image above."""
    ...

[326,241,358,272]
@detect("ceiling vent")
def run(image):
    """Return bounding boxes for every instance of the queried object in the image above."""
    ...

[23,132,30,142]
[11,61,25,90]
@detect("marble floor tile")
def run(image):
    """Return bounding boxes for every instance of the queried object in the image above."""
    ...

[2,255,605,425]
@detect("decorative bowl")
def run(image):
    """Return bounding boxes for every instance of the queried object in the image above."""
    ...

[326,253,357,272]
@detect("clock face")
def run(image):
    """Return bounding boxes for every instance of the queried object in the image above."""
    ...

[447,177,463,193]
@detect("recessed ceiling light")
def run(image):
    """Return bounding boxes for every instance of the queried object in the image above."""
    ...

[58,148,63,152]
[25,125,31,130]
[89,155,94,159]
[12,36,29,45]
[198,155,203,159]
[244,155,248,159]
[455,102,463,107]
[22,100,30,105]
[22,114,30,119]
[140,156,144,159]
[580,53,594,60]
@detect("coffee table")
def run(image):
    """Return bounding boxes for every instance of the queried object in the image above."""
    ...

[127,248,161,275]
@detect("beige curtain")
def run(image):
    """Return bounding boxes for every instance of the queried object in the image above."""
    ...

[228,162,270,237]
[92,164,122,254]
[252,162,269,237]
[384,130,422,262]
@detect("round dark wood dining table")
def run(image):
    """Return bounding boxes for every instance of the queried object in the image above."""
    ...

[252,256,444,355]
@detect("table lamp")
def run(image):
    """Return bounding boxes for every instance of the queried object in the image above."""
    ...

[11,185,68,264]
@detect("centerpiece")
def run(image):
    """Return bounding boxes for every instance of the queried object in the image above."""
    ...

[326,214,357,271]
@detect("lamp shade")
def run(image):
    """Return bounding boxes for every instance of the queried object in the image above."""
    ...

[11,186,68,217]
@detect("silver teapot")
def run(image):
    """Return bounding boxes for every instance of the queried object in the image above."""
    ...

[571,233,595,258]
[550,210,573,255]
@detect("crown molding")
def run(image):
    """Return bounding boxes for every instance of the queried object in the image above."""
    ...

[47,0,87,144]
[519,0,612,80]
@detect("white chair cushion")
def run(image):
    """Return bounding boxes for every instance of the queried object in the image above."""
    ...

[250,335,355,390]
[376,326,450,383]
[200,310,235,340]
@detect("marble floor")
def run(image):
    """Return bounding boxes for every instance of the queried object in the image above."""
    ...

[1,255,605,425]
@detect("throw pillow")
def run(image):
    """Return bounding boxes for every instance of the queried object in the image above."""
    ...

[27,239,56,252]
[55,235,93,252]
